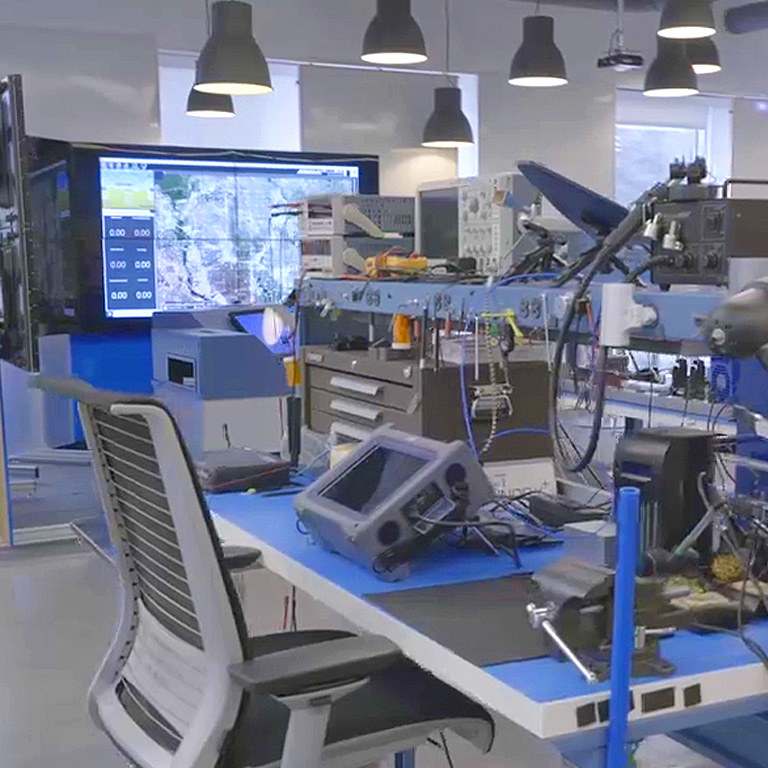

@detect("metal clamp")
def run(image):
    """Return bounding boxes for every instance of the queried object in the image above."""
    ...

[634,626,676,650]
[527,603,598,685]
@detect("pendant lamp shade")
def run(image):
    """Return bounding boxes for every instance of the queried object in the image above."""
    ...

[362,0,428,65]
[186,86,235,117]
[509,16,568,88]
[195,1,272,95]
[644,38,699,97]
[658,0,716,39]
[422,87,474,147]
[686,37,721,74]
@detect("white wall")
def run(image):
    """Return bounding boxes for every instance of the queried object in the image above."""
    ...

[300,65,459,191]
[0,24,158,143]
[379,149,458,196]
[159,54,300,150]
[480,79,617,195]
[732,98,768,199]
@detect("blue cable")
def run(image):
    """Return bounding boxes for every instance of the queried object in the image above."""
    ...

[460,315,479,458]
[496,272,559,287]
[497,499,563,539]
[494,427,550,439]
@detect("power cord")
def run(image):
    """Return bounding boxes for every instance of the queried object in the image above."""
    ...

[624,255,673,285]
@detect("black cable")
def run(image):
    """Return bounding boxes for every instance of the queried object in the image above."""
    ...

[549,186,671,473]
[290,586,298,632]
[647,377,654,427]
[571,346,609,473]
[706,401,716,431]
[624,255,672,284]
[712,402,729,431]
[692,622,768,671]
[680,382,691,427]
[494,490,539,504]
[409,515,521,565]
[557,418,606,488]
[711,403,736,483]
[440,732,456,768]
[410,515,517,533]
[550,214,646,471]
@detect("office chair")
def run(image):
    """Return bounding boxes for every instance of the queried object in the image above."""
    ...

[37,377,494,768]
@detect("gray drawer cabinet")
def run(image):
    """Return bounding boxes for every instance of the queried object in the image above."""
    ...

[302,346,552,462]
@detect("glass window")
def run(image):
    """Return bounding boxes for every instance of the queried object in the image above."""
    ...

[616,124,703,205]
[614,90,733,206]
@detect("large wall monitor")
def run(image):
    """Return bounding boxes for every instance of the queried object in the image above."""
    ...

[99,156,359,318]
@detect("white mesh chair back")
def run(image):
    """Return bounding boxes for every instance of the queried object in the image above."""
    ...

[47,379,248,768]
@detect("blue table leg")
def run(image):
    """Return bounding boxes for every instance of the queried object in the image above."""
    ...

[395,748,416,768]
[607,486,640,768]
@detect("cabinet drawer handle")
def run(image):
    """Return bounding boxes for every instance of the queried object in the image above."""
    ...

[329,376,382,397]
[329,399,382,422]
[330,421,371,442]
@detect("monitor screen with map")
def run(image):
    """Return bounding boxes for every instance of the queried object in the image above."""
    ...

[99,156,360,318]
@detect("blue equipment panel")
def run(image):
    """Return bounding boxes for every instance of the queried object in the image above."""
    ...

[301,278,722,346]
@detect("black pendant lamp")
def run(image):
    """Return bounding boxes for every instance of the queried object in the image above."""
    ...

[362,0,428,65]
[658,0,716,40]
[686,37,722,74]
[422,0,473,148]
[187,60,235,117]
[195,1,272,95]
[644,38,699,97]
[422,88,474,147]
[186,88,235,117]
[509,15,568,88]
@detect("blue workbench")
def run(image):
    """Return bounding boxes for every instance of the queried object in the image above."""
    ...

[211,487,768,768]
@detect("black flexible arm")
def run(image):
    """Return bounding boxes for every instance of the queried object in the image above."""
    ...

[549,201,653,473]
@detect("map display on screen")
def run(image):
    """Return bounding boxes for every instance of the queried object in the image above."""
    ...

[100,156,358,318]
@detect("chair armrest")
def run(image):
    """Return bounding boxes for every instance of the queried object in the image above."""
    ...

[229,635,401,697]
[221,545,262,571]
[70,516,115,566]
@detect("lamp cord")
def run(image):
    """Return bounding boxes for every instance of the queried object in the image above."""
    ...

[205,0,211,34]
[445,0,453,85]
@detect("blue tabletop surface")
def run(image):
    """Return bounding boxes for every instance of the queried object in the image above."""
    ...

[211,488,768,705]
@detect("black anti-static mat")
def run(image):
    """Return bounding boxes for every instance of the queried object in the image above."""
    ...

[365,575,549,667]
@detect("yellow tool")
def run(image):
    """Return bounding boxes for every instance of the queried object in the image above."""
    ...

[480,309,526,341]
[365,253,429,278]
